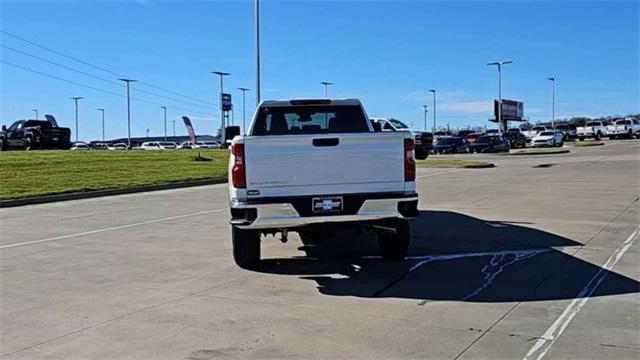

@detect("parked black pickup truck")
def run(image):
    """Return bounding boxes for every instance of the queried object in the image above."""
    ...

[1,120,71,150]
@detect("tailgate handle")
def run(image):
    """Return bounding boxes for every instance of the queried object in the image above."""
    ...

[313,138,339,147]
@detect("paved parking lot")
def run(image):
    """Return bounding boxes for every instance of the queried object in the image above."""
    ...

[1,140,639,359]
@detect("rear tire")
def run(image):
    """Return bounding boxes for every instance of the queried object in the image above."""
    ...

[24,137,33,151]
[377,219,410,260]
[415,151,428,160]
[232,226,260,268]
[578,137,584,141]
[595,133,601,141]
[0,138,7,151]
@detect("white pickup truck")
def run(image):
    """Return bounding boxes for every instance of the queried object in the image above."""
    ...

[577,121,608,141]
[522,125,552,141]
[607,119,640,139]
[369,117,433,159]
[228,99,418,267]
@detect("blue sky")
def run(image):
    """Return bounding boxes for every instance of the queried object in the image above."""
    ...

[1,0,638,140]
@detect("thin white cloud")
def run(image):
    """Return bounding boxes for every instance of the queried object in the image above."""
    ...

[187,116,217,121]
[439,100,491,114]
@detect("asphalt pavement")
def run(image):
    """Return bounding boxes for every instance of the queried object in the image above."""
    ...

[1,140,639,359]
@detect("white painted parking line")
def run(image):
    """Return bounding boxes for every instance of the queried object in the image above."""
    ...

[417,169,464,178]
[0,208,226,250]
[523,225,640,360]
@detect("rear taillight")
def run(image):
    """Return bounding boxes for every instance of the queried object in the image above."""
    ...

[231,142,246,188]
[404,138,416,181]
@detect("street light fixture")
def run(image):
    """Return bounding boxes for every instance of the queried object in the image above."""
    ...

[160,106,167,142]
[32,109,38,120]
[487,60,513,134]
[118,78,137,148]
[547,77,556,128]
[422,105,428,131]
[212,71,231,143]
[70,97,83,142]
[237,87,250,135]
[429,90,436,132]
[96,108,105,141]
[320,81,333,98]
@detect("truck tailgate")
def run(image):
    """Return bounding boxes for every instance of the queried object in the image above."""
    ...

[244,132,407,197]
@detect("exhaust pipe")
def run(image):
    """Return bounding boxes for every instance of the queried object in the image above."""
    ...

[367,221,408,235]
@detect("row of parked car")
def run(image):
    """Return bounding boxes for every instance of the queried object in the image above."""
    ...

[69,140,222,151]
[429,117,640,155]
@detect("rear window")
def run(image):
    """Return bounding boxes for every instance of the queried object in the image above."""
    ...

[24,120,51,128]
[437,138,457,145]
[252,105,369,135]
[586,122,600,126]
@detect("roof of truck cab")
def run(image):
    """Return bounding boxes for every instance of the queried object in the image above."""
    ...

[259,99,362,107]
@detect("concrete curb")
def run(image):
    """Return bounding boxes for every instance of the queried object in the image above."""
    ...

[567,142,605,147]
[462,163,496,169]
[0,178,227,208]
[501,149,571,156]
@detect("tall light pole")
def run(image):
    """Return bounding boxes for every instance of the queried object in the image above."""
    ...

[118,78,137,148]
[70,97,83,142]
[96,108,105,141]
[160,106,167,142]
[321,81,333,98]
[547,77,555,127]
[238,87,250,135]
[32,109,38,120]
[487,60,513,134]
[422,105,428,131]
[172,119,176,136]
[429,90,436,131]
[255,0,261,106]
[212,71,230,142]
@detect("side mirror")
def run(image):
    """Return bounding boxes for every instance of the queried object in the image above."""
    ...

[1,125,6,132]
[370,121,382,132]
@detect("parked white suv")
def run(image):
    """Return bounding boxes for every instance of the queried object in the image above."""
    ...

[607,119,640,139]
[228,99,418,267]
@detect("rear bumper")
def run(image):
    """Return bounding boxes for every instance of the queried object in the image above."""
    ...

[230,193,418,229]
[608,129,629,135]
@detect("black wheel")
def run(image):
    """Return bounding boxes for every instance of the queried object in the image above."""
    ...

[24,137,33,151]
[578,137,584,141]
[415,151,428,160]
[231,226,260,268]
[377,219,410,260]
[595,133,601,141]
[609,135,616,140]
[0,138,7,151]
[628,130,634,139]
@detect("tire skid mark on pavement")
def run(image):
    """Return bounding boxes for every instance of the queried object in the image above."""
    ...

[372,248,551,298]
[523,225,640,360]
[0,208,226,250]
